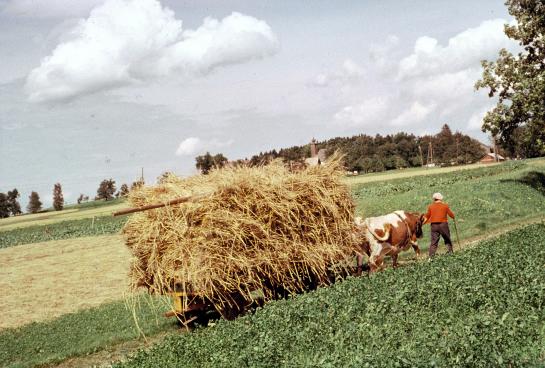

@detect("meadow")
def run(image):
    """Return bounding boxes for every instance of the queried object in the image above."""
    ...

[1,158,544,367]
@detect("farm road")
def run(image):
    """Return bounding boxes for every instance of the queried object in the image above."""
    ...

[0,234,130,329]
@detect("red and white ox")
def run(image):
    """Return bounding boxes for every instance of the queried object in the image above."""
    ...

[354,211,425,273]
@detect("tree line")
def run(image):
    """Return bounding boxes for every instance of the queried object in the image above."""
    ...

[0,178,142,218]
[242,124,486,173]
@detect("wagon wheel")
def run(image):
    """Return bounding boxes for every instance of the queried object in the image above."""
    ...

[218,292,251,320]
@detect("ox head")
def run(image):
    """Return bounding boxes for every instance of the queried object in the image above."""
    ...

[415,213,425,238]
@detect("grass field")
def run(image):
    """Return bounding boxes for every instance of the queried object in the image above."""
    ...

[116,223,545,367]
[0,235,129,329]
[0,198,127,232]
[1,158,544,367]
[0,215,127,249]
[343,161,501,185]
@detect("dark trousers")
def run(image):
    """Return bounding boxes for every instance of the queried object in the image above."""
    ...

[429,222,453,257]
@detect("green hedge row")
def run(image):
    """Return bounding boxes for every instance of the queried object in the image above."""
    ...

[118,224,545,367]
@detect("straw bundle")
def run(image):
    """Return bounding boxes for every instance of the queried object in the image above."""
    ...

[123,155,358,313]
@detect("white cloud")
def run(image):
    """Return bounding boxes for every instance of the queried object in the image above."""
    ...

[175,137,233,156]
[1,0,104,18]
[312,58,364,87]
[398,19,516,80]
[369,35,400,70]
[25,0,279,103]
[391,101,436,126]
[467,105,494,130]
[333,97,388,127]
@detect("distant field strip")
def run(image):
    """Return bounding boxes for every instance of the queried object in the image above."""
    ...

[0,216,127,249]
[0,234,130,329]
[344,162,501,185]
[117,223,545,368]
[0,199,127,231]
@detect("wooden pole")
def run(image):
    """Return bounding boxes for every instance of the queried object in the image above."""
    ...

[493,135,499,162]
[112,194,205,217]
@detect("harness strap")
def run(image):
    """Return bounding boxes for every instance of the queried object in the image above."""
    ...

[393,212,416,249]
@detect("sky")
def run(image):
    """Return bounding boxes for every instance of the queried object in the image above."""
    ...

[0,0,517,208]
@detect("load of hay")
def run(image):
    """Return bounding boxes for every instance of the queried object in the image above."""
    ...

[123,155,358,315]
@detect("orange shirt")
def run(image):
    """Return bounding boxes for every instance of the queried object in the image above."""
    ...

[425,202,455,223]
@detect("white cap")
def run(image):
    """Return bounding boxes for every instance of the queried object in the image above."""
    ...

[432,192,443,200]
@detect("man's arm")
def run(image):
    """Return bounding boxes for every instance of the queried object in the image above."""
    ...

[424,205,432,224]
[447,206,455,219]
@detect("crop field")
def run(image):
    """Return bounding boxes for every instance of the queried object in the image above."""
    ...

[0,215,126,249]
[0,198,127,232]
[1,158,544,367]
[343,161,501,185]
[117,223,545,367]
[352,159,545,259]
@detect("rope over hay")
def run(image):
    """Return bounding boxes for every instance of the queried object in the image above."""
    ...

[122,154,359,313]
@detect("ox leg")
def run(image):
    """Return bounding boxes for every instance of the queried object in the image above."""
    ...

[412,242,421,257]
[369,243,393,273]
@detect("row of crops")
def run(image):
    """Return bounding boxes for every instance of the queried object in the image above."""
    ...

[0,216,126,249]
[353,161,545,243]
[118,223,545,367]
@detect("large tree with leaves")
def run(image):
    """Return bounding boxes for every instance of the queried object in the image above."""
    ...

[195,152,228,175]
[96,179,116,201]
[475,0,545,157]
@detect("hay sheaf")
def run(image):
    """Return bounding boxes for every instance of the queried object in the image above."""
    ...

[123,156,358,311]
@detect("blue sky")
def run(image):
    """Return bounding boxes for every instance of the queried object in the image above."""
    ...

[0,0,515,208]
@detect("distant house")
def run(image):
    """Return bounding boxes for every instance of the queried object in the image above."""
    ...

[304,139,327,166]
[480,152,505,163]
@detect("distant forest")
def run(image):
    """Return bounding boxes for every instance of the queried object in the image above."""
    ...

[248,124,487,173]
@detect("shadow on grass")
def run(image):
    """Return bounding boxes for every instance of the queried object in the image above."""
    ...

[502,171,545,195]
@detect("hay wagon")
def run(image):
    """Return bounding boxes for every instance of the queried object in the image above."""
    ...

[115,158,359,327]
[163,288,262,326]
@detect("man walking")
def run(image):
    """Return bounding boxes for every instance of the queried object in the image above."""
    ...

[424,193,455,258]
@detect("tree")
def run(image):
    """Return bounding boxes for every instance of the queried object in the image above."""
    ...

[96,179,116,201]
[119,184,129,197]
[157,172,173,184]
[53,183,64,211]
[475,0,545,157]
[130,180,144,192]
[77,194,84,204]
[27,191,42,213]
[195,152,229,174]
[6,189,22,216]
[0,193,9,218]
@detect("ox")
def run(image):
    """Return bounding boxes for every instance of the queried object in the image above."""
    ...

[355,211,425,273]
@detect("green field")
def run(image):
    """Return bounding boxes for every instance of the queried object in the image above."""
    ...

[0,215,126,249]
[352,159,545,257]
[117,223,545,367]
[0,198,127,232]
[0,295,175,368]
[1,159,545,367]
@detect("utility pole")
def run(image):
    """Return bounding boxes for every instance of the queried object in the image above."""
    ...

[140,167,144,184]
[427,141,434,167]
[492,135,499,162]
[456,137,460,165]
